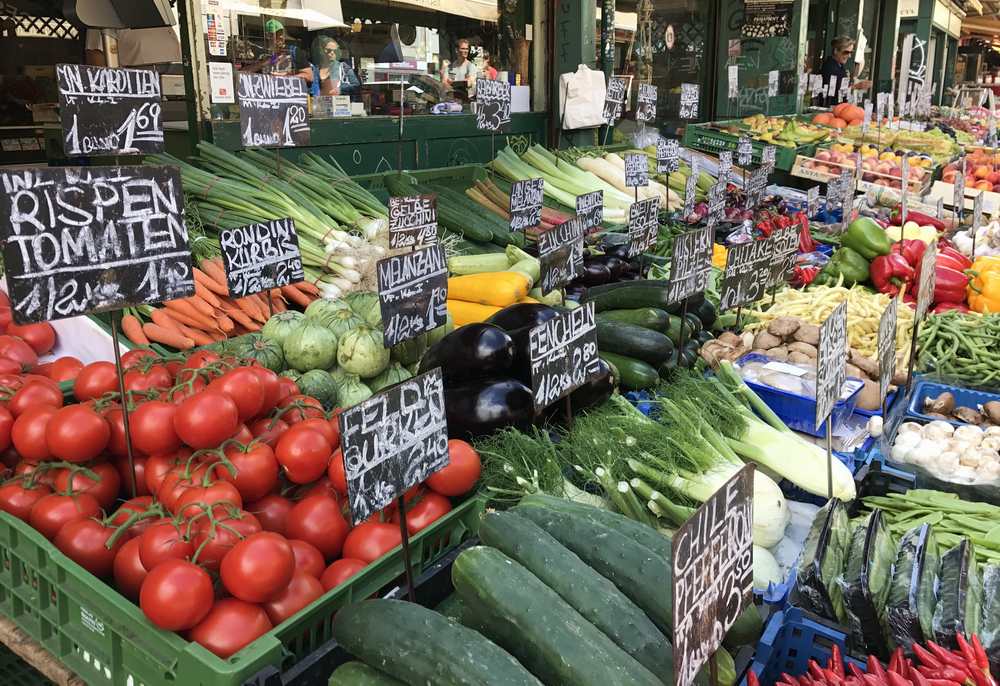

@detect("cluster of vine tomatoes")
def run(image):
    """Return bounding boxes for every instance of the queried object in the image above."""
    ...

[0,343,481,660]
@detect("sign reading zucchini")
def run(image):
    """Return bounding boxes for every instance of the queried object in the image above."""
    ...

[528,303,601,411]
[537,218,584,295]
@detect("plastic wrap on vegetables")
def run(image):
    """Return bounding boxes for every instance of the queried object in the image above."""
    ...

[979,564,1000,678]
[838,509,895,659]
[795,499,850,623]
[932,539,983,650]
[885,524,940,654]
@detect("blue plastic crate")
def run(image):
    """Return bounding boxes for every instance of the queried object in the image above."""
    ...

[854,389,897,419]
[906,380,1000,427]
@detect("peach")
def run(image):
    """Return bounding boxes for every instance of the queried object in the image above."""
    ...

[975,180,993,191]
[815,150,832,162]
[942,170,958,183]
[987,172,1000,184]
[975,165,991,179]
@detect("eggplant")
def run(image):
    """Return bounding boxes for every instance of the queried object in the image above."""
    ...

[444,378,534,439]
[565,285,588,302]
[579,261,612,287]
[486,303,560,332]
[541,359,615,424]
[586,255,628,280]
[419,324,514,384]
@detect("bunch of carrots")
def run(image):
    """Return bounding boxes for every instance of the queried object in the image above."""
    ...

[120,257,320,350]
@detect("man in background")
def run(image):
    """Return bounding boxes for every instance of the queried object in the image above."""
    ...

[443,39,477,89]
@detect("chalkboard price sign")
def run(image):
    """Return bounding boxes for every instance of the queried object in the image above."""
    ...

[509,178,544,232]
[0,165,195,324]
[339,368,449,525]
[806,186,821,217]
[657,139,680,174]
[737,136,753,166]
[625,153,649,188]
[815,301,848,430]
[745,166,768,210]
[667,226,713,304]
[720,239,774,311]
[604,77,627,124]
[915,239,938,321]
[768,224,801,289]
[56,64,164,156]
[718,151,733,184]
[673,464,754,686]
[537,218,584,295]
[684,167,698,218]
[679,83,700,120]
[707,180,726,221]
[973,191,984,237]
[237,73,310,148]
[878,298,898,405]
[954,159,966,217]
[476,79,512,132]
[388,195,438,250]
[576,190,604,233]
[936,196,944,221]
[761,145,777,173]
[627,197,661,258]
[528,303,602,411]
[636,84,657,123]
[376,244,449,347]
[219,218,304,298]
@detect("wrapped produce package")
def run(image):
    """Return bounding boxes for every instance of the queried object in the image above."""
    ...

[932,540,982,650]
[885,524,940,654]
[838,509,895,659]
[980,565,1000,678]
[796,499,851,623]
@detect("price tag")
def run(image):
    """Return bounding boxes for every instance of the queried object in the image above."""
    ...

[679,83,700,120]
[625,153,649,188]
[604,77,627,124]
[876,92,888,126]
[219,218,304,298]
[719,239,774,311]
[376,244,449,347]
[768,70,779,98]
[672,465,754,686]
[1,165,194,323]
[862,101,873,136]
[728,66,739,99]
[915,239,937,321]
[745,166,768,209]
[974,190,985,232]
[798,73,808,98]
[807,186,820,217]
[815,301,848,429]
[637,83,657,123]
[877,298,898,404]
[810,74,824,97]
[954,159,966,216]
[339,368,449,524]
[887,98,896,129]
[684,171,698,218]
[768,224,801,289]
[827,79,837,99]
[528,303,602,412]
[56,64,164,156]
[657,139,680,174]
[388,195,438,250]
[838,79,850,104]
[737,136,753,167]
[718,151,733,184]
[762,145,776,174]
[838,169,854,224]
[509,178,544,231]
[476,79,512,132]
[667,226,713,304]
[707,181,726,221]
[237,73,310,147]
[576,190,604,233]
[537,218,584,295]
[627,197,661,258]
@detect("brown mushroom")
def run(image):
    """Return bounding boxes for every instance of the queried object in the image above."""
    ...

[765,346,789,362]
[848,350,880,380]
[768,316,801,339]
[984,401,1000,425]
[953,406,985,425]
[753,331,782,350]
[718,331,743,348]
[793,323,820,346]
[788,351,813,365]
[923,391,956,416]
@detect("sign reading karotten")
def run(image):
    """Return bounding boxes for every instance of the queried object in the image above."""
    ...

[237,73,310,147]
[528,303,602,411]
[388,195,438,250]
[376,245,449,347]
[219,218,304,298]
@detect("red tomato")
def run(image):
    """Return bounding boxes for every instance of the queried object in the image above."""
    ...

[231,423,254,446]
[326,448,347,496]
[45,357,83,383]
[143,450,188,496]
[0,335,38,371]
[108,496,156,538]
[173,391,239,449]
[103,408,130,460]
[138,521,193,569]
[0,405,14,452]
[209,368,264,423]
[6,323,55,356]
[262,571,324,625]
[219,531,295,603]
[139,559,214,630]
[320,558,367,591]
[188,598,272,658]
[285,495,349,560]
[54,518,124,578]
[299,477,343,502]
[0,305,11,333]
[247,367,281,415]
[130,401,182,456]
[288,539,325,579]
[275,395,324,424]
[28,492,101,540]
[8,381,62,418]
[113,537,148,600]
[286,418,337,446]
[426,439,482,497]
[121,349,160,367]
[189,509,261,572]
[391,491,452,536]
[275,377,299,403]
[174,479,243,519]
[11,405,57,462]
[13,460,56,486]
[182,350,222,371]
[73,362,118,401]
[0,480,51,521]
[245,494,293,536]
[54,462,121,509]
[342,522,403,563]
[222,442,279,502]
[45,405,111,463]
[123,365,173,393]
[114,455,149,498]
[275,428,331,484]
[249,417,289,448]
[0,358,22,375]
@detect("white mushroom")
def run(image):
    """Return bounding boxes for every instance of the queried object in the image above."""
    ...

[953,424,985,446]
[891,441,916,463]
[977,460,1000,481]
[960,449,984,468]
[898,422,924,435]
[923,421,956,441]
[952,466,979,483]
[983,436,1000,452]
[936,451,961,475]
[909,439,943,467]
[985,426,1000,437]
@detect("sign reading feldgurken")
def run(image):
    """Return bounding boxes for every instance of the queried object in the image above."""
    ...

[376,244,449,347]
[237,73,310,148]
[219,218,304,298]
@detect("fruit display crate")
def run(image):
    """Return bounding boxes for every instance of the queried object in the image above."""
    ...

[681,119,818,172]
[789,155,933,197]
[0,496,485,686]
[0,642,52,686]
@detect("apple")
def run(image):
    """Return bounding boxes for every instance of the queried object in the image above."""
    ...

[816,150,832,162]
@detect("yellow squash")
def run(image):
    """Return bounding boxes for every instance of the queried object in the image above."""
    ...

[447,300,503,326]
[447,272,531,307]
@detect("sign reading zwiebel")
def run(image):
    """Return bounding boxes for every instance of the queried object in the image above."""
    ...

[0,165,195,324]
[237,73,310,147]
[219,218,304,298]
[528,303,602,411]
[376,244,449,347]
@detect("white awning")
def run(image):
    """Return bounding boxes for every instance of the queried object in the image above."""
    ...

[370,0,498,21]
[216,0,348,29]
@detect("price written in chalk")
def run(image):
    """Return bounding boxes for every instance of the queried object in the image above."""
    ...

[219,218,304,298]
[816,301,848,429]
[476,79,511,132]
[528,303,602,411]
[668,226,713,304]
[625,153,649,188]
[576,190,604,233]
[388,195,438,250]
[636,83,657,123]
[719,239,774,311]
[376,244,449,347]
[627,197,660,259]
[509,178,544,232]
[604,77,627,124]
[878,298,898,404]
[658,139,680,174]
[237,73,310,147]
[537,218,584,296]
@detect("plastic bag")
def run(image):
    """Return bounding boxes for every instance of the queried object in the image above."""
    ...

[981,565,1000,680]
[558,65,607,130]
[796,498,850,623]
[885,524,939,654]
[838,509,895,659]
[932,539,982,650]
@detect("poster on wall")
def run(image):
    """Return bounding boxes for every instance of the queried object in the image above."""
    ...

[740,0,794,38]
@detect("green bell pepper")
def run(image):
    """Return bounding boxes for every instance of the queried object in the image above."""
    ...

[814,247,870,286]
[841,217,892,260]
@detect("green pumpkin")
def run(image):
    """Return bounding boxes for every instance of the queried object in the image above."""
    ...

[344,291,382,327]
[235,334,285,372]
[369,362,413,392]
[327,308,365,341]
[283,319,338,372]
[337,374,373,408]
[305,297,352,326]
[261,311,305,347]
[296,369,340,409]
[337,324,389,378]
[391,332,428,366]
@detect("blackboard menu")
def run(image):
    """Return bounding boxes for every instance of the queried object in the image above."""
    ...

[388,195,438,250]
[537,218,584,295]
[528,303,601,411]
[625,153,649,188]
[815,301,848,430]
[767,224,801,289]
[576,191,604,233]
[745,166,768,210]
[667,226,713,304]
[806,186,820,217]
[915,239,937,321]
[604,77,627,124]
[672,464,754,686]
[339,368,449,524]
[878,298,898,404]
[219,218,304,298]
[720,239,774,311]
[237,73,310,148]
[509,178,544,231]
[718,151,733,184]
[0,165,194,324]
[376,244,449,347]
[679,83,700,120]
[737,136,753,167]
[761,145,777,173]
[657,139,680,174]
[707,180,726,221]
[636,84,657,123]
[476,79,512,132]
[627,197,661,258]
[56,64,163,156]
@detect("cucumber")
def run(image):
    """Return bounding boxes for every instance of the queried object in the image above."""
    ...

[328,662,405,686]
[596,307,671,331]
[513,504,673,632]
[663,315,694,346]
[583,284,673,312]
[599,352,659,390]
[584,279,671,298]
[596,321,674,365]
[452,546,662,686]
[332,599,542,686]
[684,312,704,334]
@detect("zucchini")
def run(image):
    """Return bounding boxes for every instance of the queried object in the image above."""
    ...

[513,504,673,632]
[584,279,671,298]
[329,662,405,686]
[596,307,671,331]
[663,315,694,346]
[452,546,662,686]
[684,312,703,334]
[599,352,659,390]
[332,599,542,686]
[479,511,674,683]
[584,283,673,312]
[596,321,674,365]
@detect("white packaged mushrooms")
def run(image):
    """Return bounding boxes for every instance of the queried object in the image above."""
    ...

[891,421,1000,485]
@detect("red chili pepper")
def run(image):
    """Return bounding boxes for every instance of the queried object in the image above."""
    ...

[890,207,946,231]
[956,635,979,672]
[862,675,884,686]
[970,635,990,671]
[911,664,933,686]
[919,666,969,682]
[797,674,814,686]
[781,672,800,686]
[887,670,913,686]
[748,669,762,686]
[927,643,971,673]
[870,656,890,683]
[826,667,844,686]
[831,645,846,680]
[891,647,908,675]
[914,643,944,670]
[811,659,829,682]
[926,680,963,686]
[849,664,867,680]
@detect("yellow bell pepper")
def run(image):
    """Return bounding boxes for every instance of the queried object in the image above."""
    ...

[447,272,531,307]
[968,256,1000,313]
[712,244,728,269]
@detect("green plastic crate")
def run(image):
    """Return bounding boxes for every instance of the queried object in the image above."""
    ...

[352,164,489,203]
[0,644,51,686]
[682,120,817,171]
[0,496,484,686]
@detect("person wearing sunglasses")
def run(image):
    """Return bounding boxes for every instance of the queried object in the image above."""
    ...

[820,36,872,106]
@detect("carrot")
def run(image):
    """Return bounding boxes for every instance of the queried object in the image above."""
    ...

[174,322,216,347]
[194,267,230,297]
[164,299,219,331]
[121,314,150,345]
[143,323,194,350]
[214,313,235,333]
[234,296,266,323]
[220,301,257,330]
[270,290,287,313]
[200,258,230,287]
[295,280,320,296]
[282,284,312,308]
[184,294,217,319]
[249,294,272,322]
[194,281,222,309]
[150,308,186,334]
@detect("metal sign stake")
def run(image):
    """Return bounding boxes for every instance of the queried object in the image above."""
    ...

[109,310,139,497]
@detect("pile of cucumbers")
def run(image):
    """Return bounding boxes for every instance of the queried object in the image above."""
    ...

[583,281,718,390]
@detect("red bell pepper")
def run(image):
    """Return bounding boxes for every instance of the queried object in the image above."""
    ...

[871,253,916,296]
[890,207,947,231]
[933,302,971,314]
[937,245,973,271]
[908,264,970,304]
[891,239,926,267]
